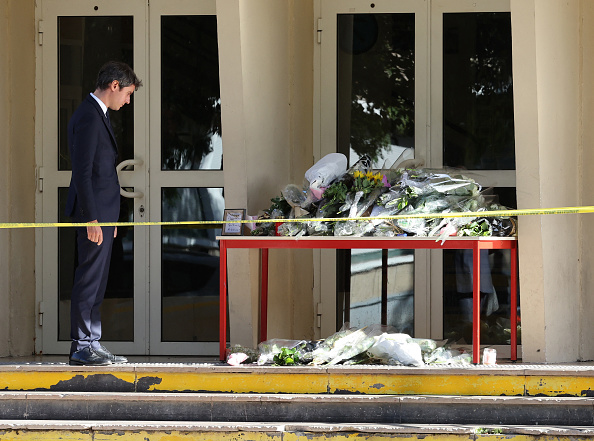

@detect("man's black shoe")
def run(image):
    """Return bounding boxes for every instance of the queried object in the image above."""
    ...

[95,344,128,363]
[69,347,112,366]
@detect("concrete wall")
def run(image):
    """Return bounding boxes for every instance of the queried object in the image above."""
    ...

[579,0,594,361]
[2,0,592,360]
[282,0,315,341]
[0,0,37,357]
[217,0,594,360]
[535,0,581,362]
[512,0,589,362]
[217,0,315,347]
[0,0,11,357]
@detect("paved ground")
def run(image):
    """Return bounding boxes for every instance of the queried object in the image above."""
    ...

[2,354,594,368]
[0,355,221,365]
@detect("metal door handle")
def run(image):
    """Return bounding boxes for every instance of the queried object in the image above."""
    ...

[116,158,144,198]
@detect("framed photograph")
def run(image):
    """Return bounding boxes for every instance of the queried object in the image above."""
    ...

[222,209,246,236]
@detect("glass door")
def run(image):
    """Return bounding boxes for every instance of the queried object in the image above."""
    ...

[316,0,518,353]
[430,0,517,352]
[39,0,148,355]
[148,0,224,355]
[38,0,224,355]
[316,0,430,339]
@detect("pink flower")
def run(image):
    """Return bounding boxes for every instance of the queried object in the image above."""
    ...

[382,175,391,188]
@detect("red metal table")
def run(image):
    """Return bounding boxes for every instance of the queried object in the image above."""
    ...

[218,236,518,364]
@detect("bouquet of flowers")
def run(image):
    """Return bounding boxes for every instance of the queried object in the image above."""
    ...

[251,153,516,239]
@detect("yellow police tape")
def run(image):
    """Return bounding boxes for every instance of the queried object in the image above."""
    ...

[1,205,593,229]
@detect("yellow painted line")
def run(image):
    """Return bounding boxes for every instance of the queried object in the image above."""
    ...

[2,369,594,397]
[142,372,329,394]
[0,431,464,441]
[0,371,136,391]
[95,432,282,441]
[327,373,526,396]
[2,205,594,229]
[0,430,584,441]
[145,371,529,396]
[0,431,92,440]
[462,437,533,441]
[525,375,594,396]
[143,371,594,396]
[283,435,475,441]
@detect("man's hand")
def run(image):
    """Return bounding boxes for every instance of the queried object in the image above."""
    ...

[87,220,103,246]
[114,227,118,238]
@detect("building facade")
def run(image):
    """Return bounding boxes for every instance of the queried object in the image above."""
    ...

[0,0,593,363]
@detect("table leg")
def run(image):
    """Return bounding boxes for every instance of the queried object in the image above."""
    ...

[472,242,481,364]
[381,249,388,325]
[219,241,228,361]
[510,243,518,361]
[260,248,269,343]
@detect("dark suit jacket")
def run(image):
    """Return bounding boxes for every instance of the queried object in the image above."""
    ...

[65,95,121,223]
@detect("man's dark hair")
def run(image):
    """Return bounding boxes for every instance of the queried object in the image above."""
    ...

[95,61,142,91]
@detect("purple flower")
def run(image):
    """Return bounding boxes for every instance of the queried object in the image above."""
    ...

[382,175,391,188]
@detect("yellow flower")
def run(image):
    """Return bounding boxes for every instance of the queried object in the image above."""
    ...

[373,172,382,182]
[354,170,364,178]
[365,171,375,180]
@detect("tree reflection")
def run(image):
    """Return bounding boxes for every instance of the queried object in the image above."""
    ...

[443,12,515,170]
[338,14,415,166]
[161,15,222,170]
[337,12,514,171]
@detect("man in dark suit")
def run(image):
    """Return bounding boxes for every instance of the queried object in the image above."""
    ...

[65,61,142,366]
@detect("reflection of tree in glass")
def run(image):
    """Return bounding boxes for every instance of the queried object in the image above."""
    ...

[443,13,515,170]
[339,14,415,164]
[162,105,213,170]
[161,15,222,170]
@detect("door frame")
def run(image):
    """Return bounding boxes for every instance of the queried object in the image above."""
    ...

[314,0,431,339]
[314,0,516,349]
[428,0,514,345]
[34,0,222,356]
[36,0,149,355]
[147,0,222,355]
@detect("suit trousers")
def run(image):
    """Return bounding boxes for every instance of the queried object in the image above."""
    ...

[70,225,115,354]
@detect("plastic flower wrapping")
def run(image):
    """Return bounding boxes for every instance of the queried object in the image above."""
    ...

[251,152,516,239]
[227,324,472,367]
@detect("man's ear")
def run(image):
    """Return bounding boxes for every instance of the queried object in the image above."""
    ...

[110,80,120,91]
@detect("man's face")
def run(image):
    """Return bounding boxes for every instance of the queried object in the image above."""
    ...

[108,81,136,111]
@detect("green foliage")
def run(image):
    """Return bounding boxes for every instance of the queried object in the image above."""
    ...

[250,195,292,236]
[321,181,349,215]
[273,347,300,366]
[353,175,377,195]
[458,218,492,237]
[323,182,349,206]
[268,196,291,217]
[352,171,385,196]
[474,428,503,435]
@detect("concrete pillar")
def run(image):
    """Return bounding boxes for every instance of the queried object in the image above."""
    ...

[579,0,594,361]
[216,0,258,348]
[511,0,582,362]
[0,0,11,357]
[0,0,36,357]
[216,0,315,348]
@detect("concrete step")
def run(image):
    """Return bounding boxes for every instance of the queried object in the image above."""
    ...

[1,362,593,396]
[1,420,594,441]
[0,392,593,426]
